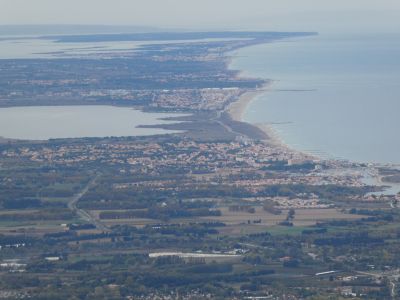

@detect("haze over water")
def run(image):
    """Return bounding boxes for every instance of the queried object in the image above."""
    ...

[232,34,400,165]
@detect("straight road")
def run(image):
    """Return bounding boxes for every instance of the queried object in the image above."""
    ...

[67,174,109,232]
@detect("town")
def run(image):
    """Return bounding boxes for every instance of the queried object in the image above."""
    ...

[0,31,400,299]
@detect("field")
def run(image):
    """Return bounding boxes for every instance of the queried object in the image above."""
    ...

[83,207,366,237]
[202,207,364,226]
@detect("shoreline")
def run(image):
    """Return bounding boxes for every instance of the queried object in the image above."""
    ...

[227,83,269,122]
[225,43,400,196]
[225,42,328,161]
[225,81,307,153]
[225,82,400,196]
[225,46,298,149]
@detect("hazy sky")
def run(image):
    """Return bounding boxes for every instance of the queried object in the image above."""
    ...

[1,0,400,33]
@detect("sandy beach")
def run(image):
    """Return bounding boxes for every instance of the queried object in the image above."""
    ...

[227,85,268,122]
[226,82,285,146]
[225,82,319,163]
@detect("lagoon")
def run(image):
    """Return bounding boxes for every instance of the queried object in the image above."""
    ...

[0,105,185,140]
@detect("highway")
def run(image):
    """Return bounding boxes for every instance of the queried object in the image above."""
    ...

[67,174,109,232]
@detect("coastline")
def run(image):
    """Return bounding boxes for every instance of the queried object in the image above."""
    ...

[225,46,294,148]
[225,37,338,163]
[225,43,400,196]
[225,82,295,150]
[227,84,268,122]
[225,70,319,163]
[224,81,400,195]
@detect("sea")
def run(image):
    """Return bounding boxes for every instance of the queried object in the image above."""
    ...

[231,33,400,166]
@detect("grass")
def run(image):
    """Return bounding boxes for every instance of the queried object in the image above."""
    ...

[0,220,37,227]
[265,225,310,236]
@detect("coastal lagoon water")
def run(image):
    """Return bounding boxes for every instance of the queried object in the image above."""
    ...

[0,38,143,59]
[0,106,186,140]
[232,34,400,165]
[0,37,248,59]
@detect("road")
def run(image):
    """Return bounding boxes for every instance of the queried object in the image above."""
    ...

[357,269,399,299]
[67,174,109,232]
[213,110,245,139]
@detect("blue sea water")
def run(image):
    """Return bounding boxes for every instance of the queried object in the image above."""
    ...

[231,34,400,165]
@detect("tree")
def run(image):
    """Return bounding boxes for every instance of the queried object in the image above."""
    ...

[287,209,296,221]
